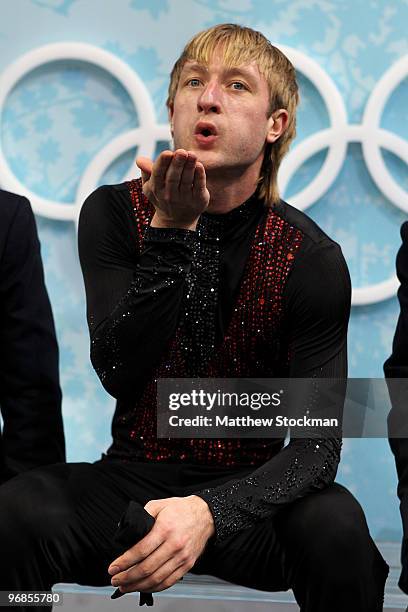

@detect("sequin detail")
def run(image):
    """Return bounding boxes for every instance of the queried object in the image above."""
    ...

[101,178,304,467]
[196,437,342,541]
[194,366,343,540]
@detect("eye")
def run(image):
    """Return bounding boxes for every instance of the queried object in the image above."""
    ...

[231,82,247,90]
[187,78,201,87]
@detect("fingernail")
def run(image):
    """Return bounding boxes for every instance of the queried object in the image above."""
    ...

[108,565,120,575]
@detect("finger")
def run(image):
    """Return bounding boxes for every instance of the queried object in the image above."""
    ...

[165,149,189,197]
[136,156,153,172]
[179,153,197,193]
[108,528,164,574]
[135,156,153,185]
[111,541,177,588]
[140,564,188,593]
[192,162,207,198]
[153,150,175,192]
[120,559,187,594]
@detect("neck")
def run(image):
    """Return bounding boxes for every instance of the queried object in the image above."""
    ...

[204,160,262,214]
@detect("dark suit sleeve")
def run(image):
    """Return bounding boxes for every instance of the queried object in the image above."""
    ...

[384,221,408,482]
[0,194,65,478]
[385,222,408,379]
[384,221,408,591]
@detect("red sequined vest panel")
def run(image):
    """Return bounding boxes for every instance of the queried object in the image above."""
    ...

[114,179,303,467]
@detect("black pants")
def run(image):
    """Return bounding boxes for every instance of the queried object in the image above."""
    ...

[0,457,389,611]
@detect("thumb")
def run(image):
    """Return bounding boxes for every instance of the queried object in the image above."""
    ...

[144,499,166,518]
[136,156,153,185]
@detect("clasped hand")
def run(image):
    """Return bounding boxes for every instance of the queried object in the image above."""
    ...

[108,495,215,595]
[136,149,210,229]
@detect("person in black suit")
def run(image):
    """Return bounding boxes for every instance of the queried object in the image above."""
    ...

[0,189,65,483]
[384,221,408,593]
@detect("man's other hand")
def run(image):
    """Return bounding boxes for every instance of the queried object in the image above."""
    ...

[108,495,215,594]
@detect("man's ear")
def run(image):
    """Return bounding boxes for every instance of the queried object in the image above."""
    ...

[266,109,289,144]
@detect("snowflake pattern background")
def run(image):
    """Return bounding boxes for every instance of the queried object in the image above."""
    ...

[0,0,407,542]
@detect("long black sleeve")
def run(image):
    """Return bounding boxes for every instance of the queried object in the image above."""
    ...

[0,193,65,478]
[384,221,408,591]
[194,240,351,543]
[78,185,197,401]
[384,222,408,382]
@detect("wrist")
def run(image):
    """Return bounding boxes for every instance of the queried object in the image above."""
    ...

[189,495,215,538]
[150,213,198,231]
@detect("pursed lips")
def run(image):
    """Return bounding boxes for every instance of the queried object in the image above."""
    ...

[193,122,219,145]
[194,122,218,136]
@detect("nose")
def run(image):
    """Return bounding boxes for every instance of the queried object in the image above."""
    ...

[197,81,222,114]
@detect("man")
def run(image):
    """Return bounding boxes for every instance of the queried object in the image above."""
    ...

[0,189,65,484]
[0,24,388,611]
[384,221,408,594]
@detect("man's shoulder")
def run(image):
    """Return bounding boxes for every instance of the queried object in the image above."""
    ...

[80,180,135,219]
[0,188,31,220]
[0,189,33,243]
[272,200,350,293]
[86,180,131,199]
[400,221,408,248]
[82,179,145,207]
[274,198,340,252]
[396,221,408,280]
[78,180,150,244]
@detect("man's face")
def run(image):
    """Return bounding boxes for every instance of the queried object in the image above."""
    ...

[168,48,276,177]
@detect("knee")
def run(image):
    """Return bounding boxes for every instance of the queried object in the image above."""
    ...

[0,465,70,541]
[283,490,389,611]
[286,487,373,577]
[312,511,370,574]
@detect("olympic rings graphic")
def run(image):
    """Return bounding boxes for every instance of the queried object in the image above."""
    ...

[0,42,406,306]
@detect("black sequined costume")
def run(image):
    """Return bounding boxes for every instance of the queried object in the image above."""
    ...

[81,179,349,542]
[0,179,389,612]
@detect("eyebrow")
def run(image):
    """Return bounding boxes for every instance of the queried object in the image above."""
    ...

[182,63,258,85]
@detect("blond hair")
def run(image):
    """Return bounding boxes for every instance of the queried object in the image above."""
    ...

[166,23,299,207]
